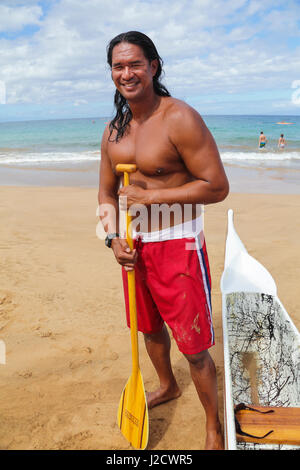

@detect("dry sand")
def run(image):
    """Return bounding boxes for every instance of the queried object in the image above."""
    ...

[0,186,299,450]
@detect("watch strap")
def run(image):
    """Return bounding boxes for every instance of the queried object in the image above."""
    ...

[105,233,119,248]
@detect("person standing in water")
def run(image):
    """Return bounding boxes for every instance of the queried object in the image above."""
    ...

[258,131,267,148]
[278,134,286,149]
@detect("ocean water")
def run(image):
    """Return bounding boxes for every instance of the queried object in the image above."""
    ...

[0,115,300,169]
[204,115,300,169]
[0,117,104,165]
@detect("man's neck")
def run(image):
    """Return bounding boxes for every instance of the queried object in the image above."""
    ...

[128,92,161,124]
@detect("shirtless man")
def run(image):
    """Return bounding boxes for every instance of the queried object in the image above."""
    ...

[258,131,267,148]
[98,31,229,450]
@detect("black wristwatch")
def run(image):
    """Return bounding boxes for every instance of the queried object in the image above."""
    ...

[105,233,119,248]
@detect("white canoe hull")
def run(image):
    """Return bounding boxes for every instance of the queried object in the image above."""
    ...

[221,210,300,450]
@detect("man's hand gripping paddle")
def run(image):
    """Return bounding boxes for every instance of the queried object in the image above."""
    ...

[116,163,149,450]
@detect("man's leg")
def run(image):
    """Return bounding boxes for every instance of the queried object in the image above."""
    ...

[143,324,181,409]
[184,350,224,450]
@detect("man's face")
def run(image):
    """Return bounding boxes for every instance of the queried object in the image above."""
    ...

[111,42,158,102]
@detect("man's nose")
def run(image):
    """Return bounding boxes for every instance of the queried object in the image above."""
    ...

[122,66,133,80]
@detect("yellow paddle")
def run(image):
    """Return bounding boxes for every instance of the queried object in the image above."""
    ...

[116,163,149,450]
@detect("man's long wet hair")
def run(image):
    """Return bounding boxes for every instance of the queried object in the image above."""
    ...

[107,31,171,142]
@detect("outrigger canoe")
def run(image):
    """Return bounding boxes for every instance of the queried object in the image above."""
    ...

[221,209,300,450]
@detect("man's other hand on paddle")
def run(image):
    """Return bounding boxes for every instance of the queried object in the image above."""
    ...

[118,184,150,209]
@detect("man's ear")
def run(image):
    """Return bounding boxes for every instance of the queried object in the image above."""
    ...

[151,59,159,77]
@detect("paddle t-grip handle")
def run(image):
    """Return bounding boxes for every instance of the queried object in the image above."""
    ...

[116,163,137,191]
[116,163,137,174]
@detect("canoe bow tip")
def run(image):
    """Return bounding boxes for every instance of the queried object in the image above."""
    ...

[227,209,235,232]
[222,208,277,296]
[228,208,234,219]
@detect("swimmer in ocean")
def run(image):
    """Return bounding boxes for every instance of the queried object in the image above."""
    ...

[258,131,267,149]
[278,134,286,149]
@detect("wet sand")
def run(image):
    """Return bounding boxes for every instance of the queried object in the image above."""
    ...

[0,174,299,450]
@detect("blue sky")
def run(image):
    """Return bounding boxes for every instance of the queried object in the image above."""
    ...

[1,0,300,121]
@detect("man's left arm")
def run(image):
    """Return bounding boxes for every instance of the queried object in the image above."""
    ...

[120,104,229,206]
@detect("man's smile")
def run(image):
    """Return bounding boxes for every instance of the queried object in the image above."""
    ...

[121,81,139,89]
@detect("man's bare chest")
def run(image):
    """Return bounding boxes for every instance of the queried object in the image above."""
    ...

[107,121,183,177]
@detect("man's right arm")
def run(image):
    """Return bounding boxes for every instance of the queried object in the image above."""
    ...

[98,126,137,271]
[98,126,119,234]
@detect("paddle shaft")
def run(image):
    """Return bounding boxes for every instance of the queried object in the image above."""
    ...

[115,164,149,450]
[122,168,139,376]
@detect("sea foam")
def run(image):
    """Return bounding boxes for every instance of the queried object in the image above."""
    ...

[0,150,100,165]
[221,151,300,163]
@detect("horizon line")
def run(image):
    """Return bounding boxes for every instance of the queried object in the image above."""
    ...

[1,113,300,124]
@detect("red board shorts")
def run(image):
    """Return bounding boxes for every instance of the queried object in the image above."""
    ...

[122,234,215,355]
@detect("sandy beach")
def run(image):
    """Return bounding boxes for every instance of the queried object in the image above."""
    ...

[0,177,299,450]
[2,0,300,453]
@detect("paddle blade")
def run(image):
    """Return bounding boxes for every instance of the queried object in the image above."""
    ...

[117,370,149,450]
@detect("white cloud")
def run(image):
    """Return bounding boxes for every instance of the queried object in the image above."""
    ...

[0,4,42,32]
[0,0,300,116]
[73,99,88,106]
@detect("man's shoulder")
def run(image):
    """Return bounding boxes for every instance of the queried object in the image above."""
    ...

[101,122,111,148]
[162,97,204,131]
[164,97,201,124]
[163,97,199,117]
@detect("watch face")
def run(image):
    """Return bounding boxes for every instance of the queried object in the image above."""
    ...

[105,236,111,247]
